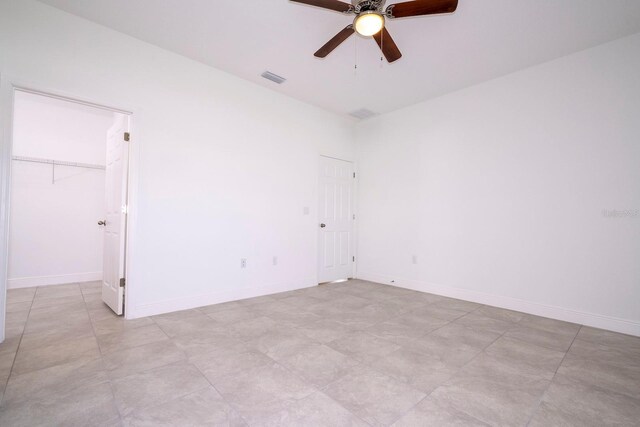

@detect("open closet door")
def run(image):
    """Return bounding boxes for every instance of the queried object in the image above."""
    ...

[101,114,129,315]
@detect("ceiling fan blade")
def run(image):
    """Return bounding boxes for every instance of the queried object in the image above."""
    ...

[314,25,355,58]
[386,0,458,18]
[290,0,353,13]
[373,27,402,63]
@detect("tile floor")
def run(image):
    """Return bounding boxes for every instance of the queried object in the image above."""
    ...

[0,279,639,426]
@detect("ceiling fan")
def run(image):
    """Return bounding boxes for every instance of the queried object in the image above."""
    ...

[291,0,458,63]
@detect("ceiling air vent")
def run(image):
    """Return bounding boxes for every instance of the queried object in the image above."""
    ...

[261,71,286,84]
[349,108,377,120]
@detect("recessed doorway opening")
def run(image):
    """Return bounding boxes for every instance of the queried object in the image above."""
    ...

[5,89,132,318]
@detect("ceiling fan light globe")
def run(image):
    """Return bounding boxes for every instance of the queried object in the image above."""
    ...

[354,12,384,37]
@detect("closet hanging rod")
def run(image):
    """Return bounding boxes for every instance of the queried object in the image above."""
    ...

[11,155,105,170]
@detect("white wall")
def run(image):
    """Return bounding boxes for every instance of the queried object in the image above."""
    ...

[8,92,112,288]
[356,33,640,335]
[0,0,354,324]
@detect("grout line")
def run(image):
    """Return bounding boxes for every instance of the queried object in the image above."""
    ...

[384,315,509,426]
[524,325,581,426]
[2,287,37,405]
[81,284,124,425]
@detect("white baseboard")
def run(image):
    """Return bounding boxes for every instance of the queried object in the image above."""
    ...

[129,281,317,319]
[8,272,102,289]
[357,272,640,337]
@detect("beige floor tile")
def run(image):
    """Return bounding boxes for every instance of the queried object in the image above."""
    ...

[88,303,122,322]
[429,323,501,350]
[112,362,210,416]
[91,316,155,336]
[5,280,638,425]
[192,349,272,383]
[80,281,102,295]
[30,293,86,310]
[246,327,317,360]
[7,287,36,303]
[123,386,246,426]
[152,309,202,321]
[34,283,82,300]
[366,312,449,345]
[518,314,581,335]
[332,303,408,329]
[6,301,32,313]
[19,321,95,351]
[228,316,280,341]
[0,351,15,384]
[484,336,566,379]
[266,309,323,328]
[575,326,640,352]
[403,334,482,371]
[476,305,525,323]
[5,309,30,324]
[295,286,343,301]
[259,391,368,427]
[0,336,21,357]
[328,330,401,364]
[278,294,326,309]
[198,300,246,315]
[411,304,469,321]
[368,347,457,393]
[530,374,640,427]
[153,312,220,338]
[277,343,359,387]
[323,365,426,426]
[102,340,187,380]
[433,297,481,313]
[12,335,101,376]
[294,319,355,343]
[454,311,514,335]
[429,354,550,426]
[2,357,108,406]
[24,308,90,334]
[504,324,577,352]
[393,397,490,427]
[97,324,169,354]
[0,380,119,427]
[172,328,248,359]
[557,354,640,399]
[236,294,277,307]
[206,306,259,324]
[212,362,315,425]
[567,337,640,370]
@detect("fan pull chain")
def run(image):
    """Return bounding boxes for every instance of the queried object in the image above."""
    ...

[380,29,384,68]
[354,34,358,76]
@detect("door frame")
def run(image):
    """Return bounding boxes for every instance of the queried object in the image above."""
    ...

[0,76,140,342]
[317,154,358,284]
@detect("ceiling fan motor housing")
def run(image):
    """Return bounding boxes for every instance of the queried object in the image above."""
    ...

[351,0,386,13]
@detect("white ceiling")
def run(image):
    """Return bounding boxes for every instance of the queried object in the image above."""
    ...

[37,0,640,118]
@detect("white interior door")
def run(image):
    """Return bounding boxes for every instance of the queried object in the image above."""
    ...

[102,114,129,315]
[318,156,354,283]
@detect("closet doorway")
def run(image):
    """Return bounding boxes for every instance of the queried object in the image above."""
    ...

[6,89,132,316]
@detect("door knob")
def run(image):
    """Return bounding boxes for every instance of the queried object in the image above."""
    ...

[320,223,326,228]
[98,220,106,226]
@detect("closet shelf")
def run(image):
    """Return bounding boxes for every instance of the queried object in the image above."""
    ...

[11,155,105,170]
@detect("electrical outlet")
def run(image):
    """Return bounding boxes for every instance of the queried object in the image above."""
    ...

[273,256,278,266]
[241,258,247,269]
